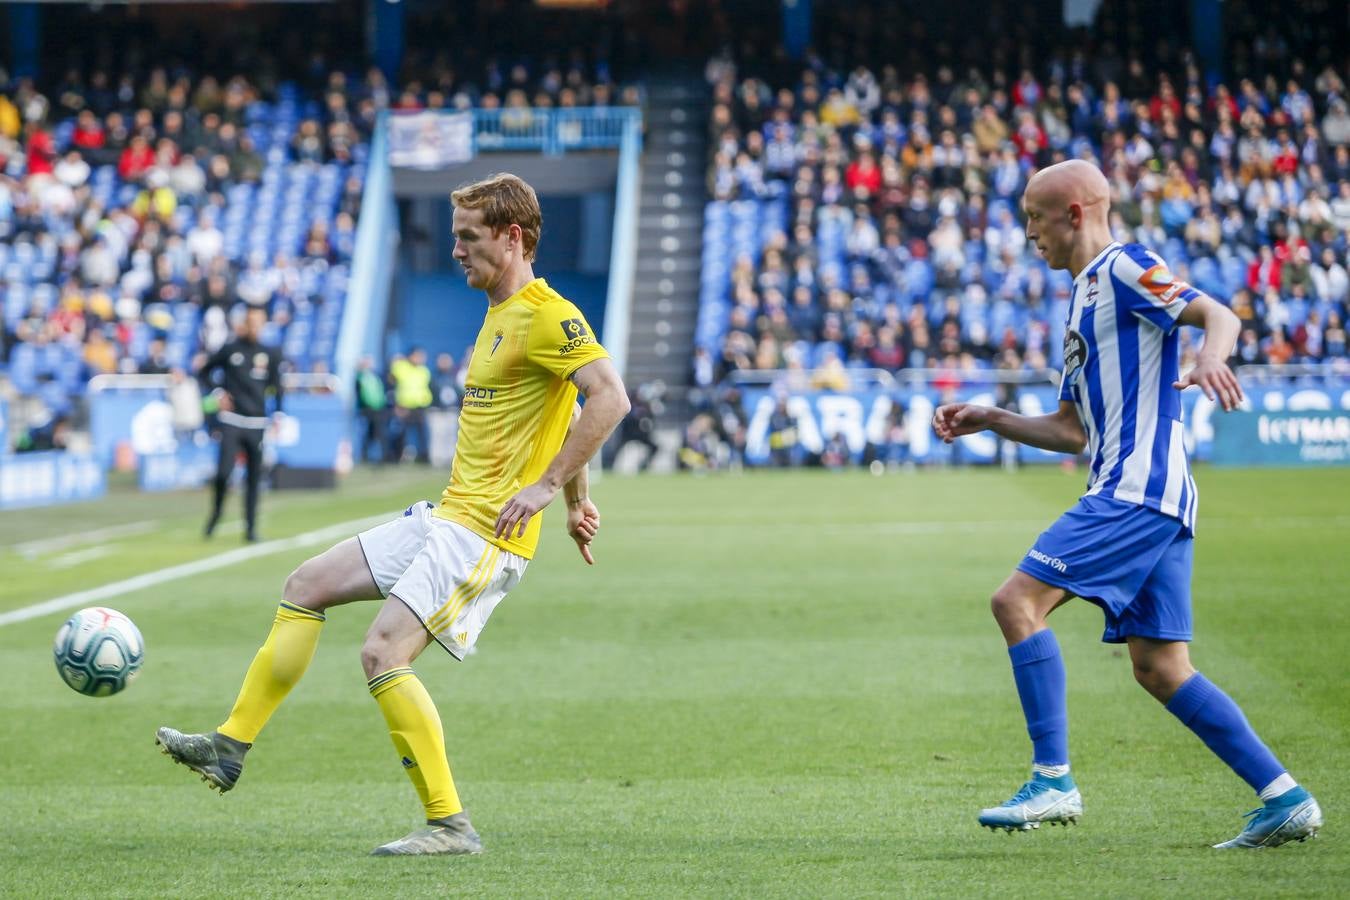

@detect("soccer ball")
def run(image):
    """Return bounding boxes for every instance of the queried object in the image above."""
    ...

[53,607,145,697]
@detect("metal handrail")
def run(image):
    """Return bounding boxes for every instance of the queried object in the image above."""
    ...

[727,368,897,389]
[893,368,1059,386]
[1234,362,1350,381]
[89,372,341,393]
[723,367,1061,389]
[88,374,172,392]
[389,106,643,159]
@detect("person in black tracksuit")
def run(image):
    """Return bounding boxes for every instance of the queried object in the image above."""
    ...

[198,306,284,542]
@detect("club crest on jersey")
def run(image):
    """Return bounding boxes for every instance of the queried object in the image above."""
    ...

[1063,329,1088,387]
[557,318,594,355]
[1084,274,1099,306]
[490,328,504,356]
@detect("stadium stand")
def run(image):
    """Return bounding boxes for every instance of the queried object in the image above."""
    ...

[694,3,1350,397]
[0,15,639,452]
[0,71,362,437]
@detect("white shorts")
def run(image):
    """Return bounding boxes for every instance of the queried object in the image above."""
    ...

[357,500,528,659]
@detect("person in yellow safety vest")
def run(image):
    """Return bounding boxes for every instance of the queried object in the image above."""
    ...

[390,347,433,463]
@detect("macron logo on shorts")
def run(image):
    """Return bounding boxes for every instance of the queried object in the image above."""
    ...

[1027,549,1068,573]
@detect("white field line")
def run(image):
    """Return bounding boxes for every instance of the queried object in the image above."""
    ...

[5,509,1348,630]
[0,513,389,629]
[12,521,159,559]
[47,545,116,570]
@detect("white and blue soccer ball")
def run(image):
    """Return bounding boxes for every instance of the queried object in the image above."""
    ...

[53,607,145,697]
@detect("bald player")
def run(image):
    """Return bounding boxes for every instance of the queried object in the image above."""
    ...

[933,160,1322,848]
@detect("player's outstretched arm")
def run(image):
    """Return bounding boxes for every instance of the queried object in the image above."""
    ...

[494,358,630,541]
[563,403,601,565]
[1172,295,1244,411]
[933,400,1086,455]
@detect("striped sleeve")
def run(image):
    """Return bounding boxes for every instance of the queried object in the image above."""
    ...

[1112,244,1199,333]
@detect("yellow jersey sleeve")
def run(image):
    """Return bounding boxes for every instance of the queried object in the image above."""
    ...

[525,298,610,381]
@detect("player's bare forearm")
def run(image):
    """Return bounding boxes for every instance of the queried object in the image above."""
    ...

[934,402,1080,453]
[933,400,1085,454]
[538,359,630,493]
[1180,295,1241,364]
[560,404,588,504]
[493,363,627,541]
[563,453,590,505]
[985,403,1086,455]
[1174,296,1244,410]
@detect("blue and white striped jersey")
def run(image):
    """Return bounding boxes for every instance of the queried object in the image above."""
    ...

[1058,242,1201,530]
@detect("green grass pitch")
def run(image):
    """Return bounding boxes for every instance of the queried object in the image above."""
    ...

[0,466,1347,897]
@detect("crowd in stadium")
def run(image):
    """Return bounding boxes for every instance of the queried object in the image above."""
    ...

[696,27,1350,398]
[4,2,1349,475]
[0,65,366,446]
[0,27,635,451]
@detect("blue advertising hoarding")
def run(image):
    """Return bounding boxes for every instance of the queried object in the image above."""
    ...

[0,452,105,509]
[138,442,221,492]
[89,388,169,466]
[740,384,1067,466]
[272,393,347,469]
[1212,409,1350,466]
[90,386,350,492]
[738,378,1350,467]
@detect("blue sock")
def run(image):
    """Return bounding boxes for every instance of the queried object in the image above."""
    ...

[1165,672,1286,794]
[1008,629,1069,767]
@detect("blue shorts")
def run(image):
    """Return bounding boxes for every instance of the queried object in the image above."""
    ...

[1015,495,1193,644]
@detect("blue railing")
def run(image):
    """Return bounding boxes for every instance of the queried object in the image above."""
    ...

[472,107,640,155]
[390,107,641,159]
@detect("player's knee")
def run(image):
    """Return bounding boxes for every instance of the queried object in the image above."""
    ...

[1133,656,1192,700]
[990,587,1032,628]
[282,562,325,612]
[1132,657,1175,699]
[1132,659,1165,696]
[359,632,406,680]
[358,641,382,679]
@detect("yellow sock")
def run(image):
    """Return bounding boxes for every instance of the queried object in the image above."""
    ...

[217,601,325,743]
[368,667,462,820]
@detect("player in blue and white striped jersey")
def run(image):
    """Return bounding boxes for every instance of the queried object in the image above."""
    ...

[933,159,1322,848]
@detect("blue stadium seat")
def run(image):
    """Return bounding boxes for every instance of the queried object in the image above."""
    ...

[56,356,86,390]
[1191,257,1223,298]
[39,381,71,416]
[1220,256,1247,298]
[9,344,39,393]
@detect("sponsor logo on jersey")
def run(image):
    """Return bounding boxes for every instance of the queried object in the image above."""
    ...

[557,318,595,355]
[1063,329,1088,387]
[462,384,498,408]
[1026,548,1068,573]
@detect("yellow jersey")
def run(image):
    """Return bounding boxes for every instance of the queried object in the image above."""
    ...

[435,278,609,558]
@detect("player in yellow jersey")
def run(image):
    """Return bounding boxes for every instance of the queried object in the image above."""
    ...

[155,173,630,856]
